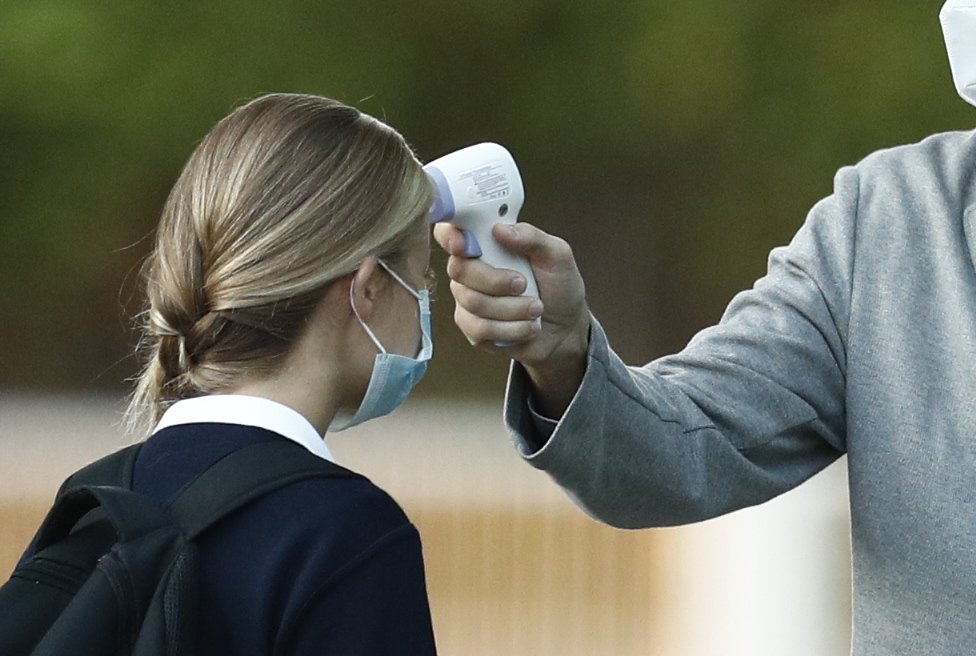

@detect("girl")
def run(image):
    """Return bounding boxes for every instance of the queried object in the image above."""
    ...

[126,93,437,654]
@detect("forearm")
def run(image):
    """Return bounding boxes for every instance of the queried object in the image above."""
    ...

[506,178,856,525]
[507,316,844,529]
[504,166,860,529]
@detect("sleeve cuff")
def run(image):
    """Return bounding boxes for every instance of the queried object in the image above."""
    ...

[503,315,607,460]
[526,394,559,443]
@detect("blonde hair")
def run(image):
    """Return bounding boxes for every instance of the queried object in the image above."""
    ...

[125,93,433,436]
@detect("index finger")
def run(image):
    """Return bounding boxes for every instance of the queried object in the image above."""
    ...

[433,223,467,257]
[447,255,527,297]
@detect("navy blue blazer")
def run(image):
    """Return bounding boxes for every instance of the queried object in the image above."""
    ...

[129,422,437,655]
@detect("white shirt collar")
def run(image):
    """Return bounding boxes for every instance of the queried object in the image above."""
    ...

[152,394,335,463]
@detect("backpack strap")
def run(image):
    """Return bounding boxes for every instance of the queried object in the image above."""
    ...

[31,444,145,552]
[60,443,143,494]
[164,440,358,539]
[50,439,352,543]
[33,485,177,553]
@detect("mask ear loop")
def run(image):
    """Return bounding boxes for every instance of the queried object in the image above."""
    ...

[349,276,387,354]
[377,259,422,300]
[377,260,431,359]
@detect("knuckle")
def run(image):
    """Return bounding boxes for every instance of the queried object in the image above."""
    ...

[446,256,467,281]
[432,225,450,248]
[451,282,486,314]
[445,260,459,281]
[454,306,487,341]
[433,223,450,239]
[465,318,490,342]
[552,237,573,260]
[454,308,481,342]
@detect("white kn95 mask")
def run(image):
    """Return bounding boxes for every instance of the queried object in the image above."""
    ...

[941,0,976,107]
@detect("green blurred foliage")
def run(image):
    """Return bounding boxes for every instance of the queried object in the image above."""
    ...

[0,1,972,395]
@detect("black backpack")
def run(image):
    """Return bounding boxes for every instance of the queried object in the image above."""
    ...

[0,439,353,656]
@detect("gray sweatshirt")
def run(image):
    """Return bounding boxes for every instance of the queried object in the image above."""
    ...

[504,130,976,654]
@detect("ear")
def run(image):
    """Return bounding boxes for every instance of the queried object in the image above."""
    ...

[348,256,385,323]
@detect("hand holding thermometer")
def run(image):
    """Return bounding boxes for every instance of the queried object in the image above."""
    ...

[425,143,540,302]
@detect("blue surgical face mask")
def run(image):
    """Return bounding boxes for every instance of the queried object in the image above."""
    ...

[328,259,433,432]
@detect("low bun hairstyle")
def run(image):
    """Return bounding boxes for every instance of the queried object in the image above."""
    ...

[125,93,433,436]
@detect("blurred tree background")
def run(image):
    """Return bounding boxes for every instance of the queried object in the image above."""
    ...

[0,0,972,399]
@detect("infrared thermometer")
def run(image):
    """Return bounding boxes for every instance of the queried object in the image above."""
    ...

[425,143,540,300]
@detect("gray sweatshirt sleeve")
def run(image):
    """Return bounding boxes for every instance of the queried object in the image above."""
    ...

[504,166,859,529]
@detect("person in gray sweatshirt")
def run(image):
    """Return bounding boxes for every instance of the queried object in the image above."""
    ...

[434,125,976,654]
[437,7,976,650]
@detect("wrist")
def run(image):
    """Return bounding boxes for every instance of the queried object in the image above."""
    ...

[523,318,590,418]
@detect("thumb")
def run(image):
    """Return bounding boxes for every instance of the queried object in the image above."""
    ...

[492,222,573,270]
